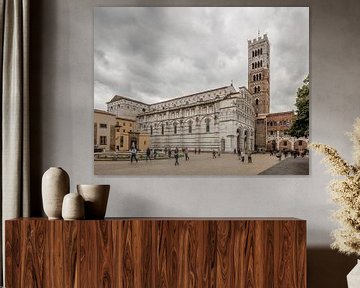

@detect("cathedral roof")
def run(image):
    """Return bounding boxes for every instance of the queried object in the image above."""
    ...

[150,85,233,106]
[107,85,234,106]
[107,95,149,106]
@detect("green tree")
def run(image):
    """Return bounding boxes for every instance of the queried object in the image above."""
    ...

[288,75,309,138]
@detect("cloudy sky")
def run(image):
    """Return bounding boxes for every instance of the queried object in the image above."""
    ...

[94,7,309,112]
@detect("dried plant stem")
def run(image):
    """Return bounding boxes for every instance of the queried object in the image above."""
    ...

[310,119,360,256]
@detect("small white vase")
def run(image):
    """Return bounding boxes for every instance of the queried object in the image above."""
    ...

[42,167,70,219]
[62,192,85,220]
[77,184,110,219]
[347,259,360,288]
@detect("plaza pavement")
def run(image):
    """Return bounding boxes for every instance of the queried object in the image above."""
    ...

[94,153,309,175]
[258,156,309,175]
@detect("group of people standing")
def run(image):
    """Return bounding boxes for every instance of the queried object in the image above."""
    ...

[234,149,253,163]
[270,149,306,161]
[130,146,254,165]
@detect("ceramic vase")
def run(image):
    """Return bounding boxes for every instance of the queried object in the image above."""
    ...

[347,259,360,288]
[77,184,110,219]
[62,192,85,220]
[42,167,70,219]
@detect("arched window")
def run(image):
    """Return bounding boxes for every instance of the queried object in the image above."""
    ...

[260,60,263,67]
[256,74,258,81]
[150,125,153,136]
[259,73,262,80]
[253,75,256,81]
[161,124,164,135]
[260,48,263,55]
[188,121,192,133]
[255,50,257,56]
[252,63,254,69]
[258,61,260,67]
[174,124,177,134]
[255,99,259,105]
[257,86,260,92]
[252,51,254,57]
[205,119,210,133]
[258,49,260,55]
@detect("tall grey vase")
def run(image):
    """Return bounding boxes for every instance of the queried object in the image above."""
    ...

[42,167,70,219]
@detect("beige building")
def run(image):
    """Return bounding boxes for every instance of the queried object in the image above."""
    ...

[115,116,150,152]
[94,109,116,151]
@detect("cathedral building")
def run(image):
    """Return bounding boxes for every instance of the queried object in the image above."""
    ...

[107,86,256,153]
[99,33,308,154]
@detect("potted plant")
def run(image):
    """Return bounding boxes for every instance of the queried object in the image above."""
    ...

[310,118,360,287]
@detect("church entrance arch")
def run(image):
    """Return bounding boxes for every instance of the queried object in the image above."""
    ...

[279,140,291,151]
[236,128,241,153]
[244,130,249,151]
[294,140,308,151]
[267,140,276,151]
[221,138,225,152]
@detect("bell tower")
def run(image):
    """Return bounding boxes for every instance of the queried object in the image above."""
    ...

[248,34,270,115]
[248,33,270,151]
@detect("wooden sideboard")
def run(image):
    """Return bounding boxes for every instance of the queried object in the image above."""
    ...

[5,218,306,287]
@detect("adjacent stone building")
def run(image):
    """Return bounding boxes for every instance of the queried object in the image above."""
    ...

[266,111,308,152]
[94,110,150,152]
[94,109,116,151]
[114,115,150,152]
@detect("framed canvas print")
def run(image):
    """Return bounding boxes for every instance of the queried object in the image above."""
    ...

[94,7,309,175]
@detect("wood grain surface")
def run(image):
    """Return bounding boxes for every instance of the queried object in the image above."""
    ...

[5,218,306,288]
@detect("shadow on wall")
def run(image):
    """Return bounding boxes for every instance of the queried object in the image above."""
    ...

[308,248,357,288]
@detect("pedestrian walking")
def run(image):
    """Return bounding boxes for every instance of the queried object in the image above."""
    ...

[248,152,252,163]
[194,148,197,154]
[146,147,151,161]
[276,151,282,161]
[198,148,201,154]
[174,147,180,166]
[130,147,138,163]
[212,150,217,159]
[185,147,189,160]
[240,151,245,162]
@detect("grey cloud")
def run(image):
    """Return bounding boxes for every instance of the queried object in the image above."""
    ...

[94,7,309,112]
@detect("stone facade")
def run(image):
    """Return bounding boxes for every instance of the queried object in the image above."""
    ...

[107,86,256,153]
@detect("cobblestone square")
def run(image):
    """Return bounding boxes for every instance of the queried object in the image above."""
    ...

[94,153,309,175]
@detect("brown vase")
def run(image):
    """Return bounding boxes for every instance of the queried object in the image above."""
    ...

[77,184,110,219]
[42,167,70,219]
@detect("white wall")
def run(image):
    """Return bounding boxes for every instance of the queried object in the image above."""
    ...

[33,0,360,248]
